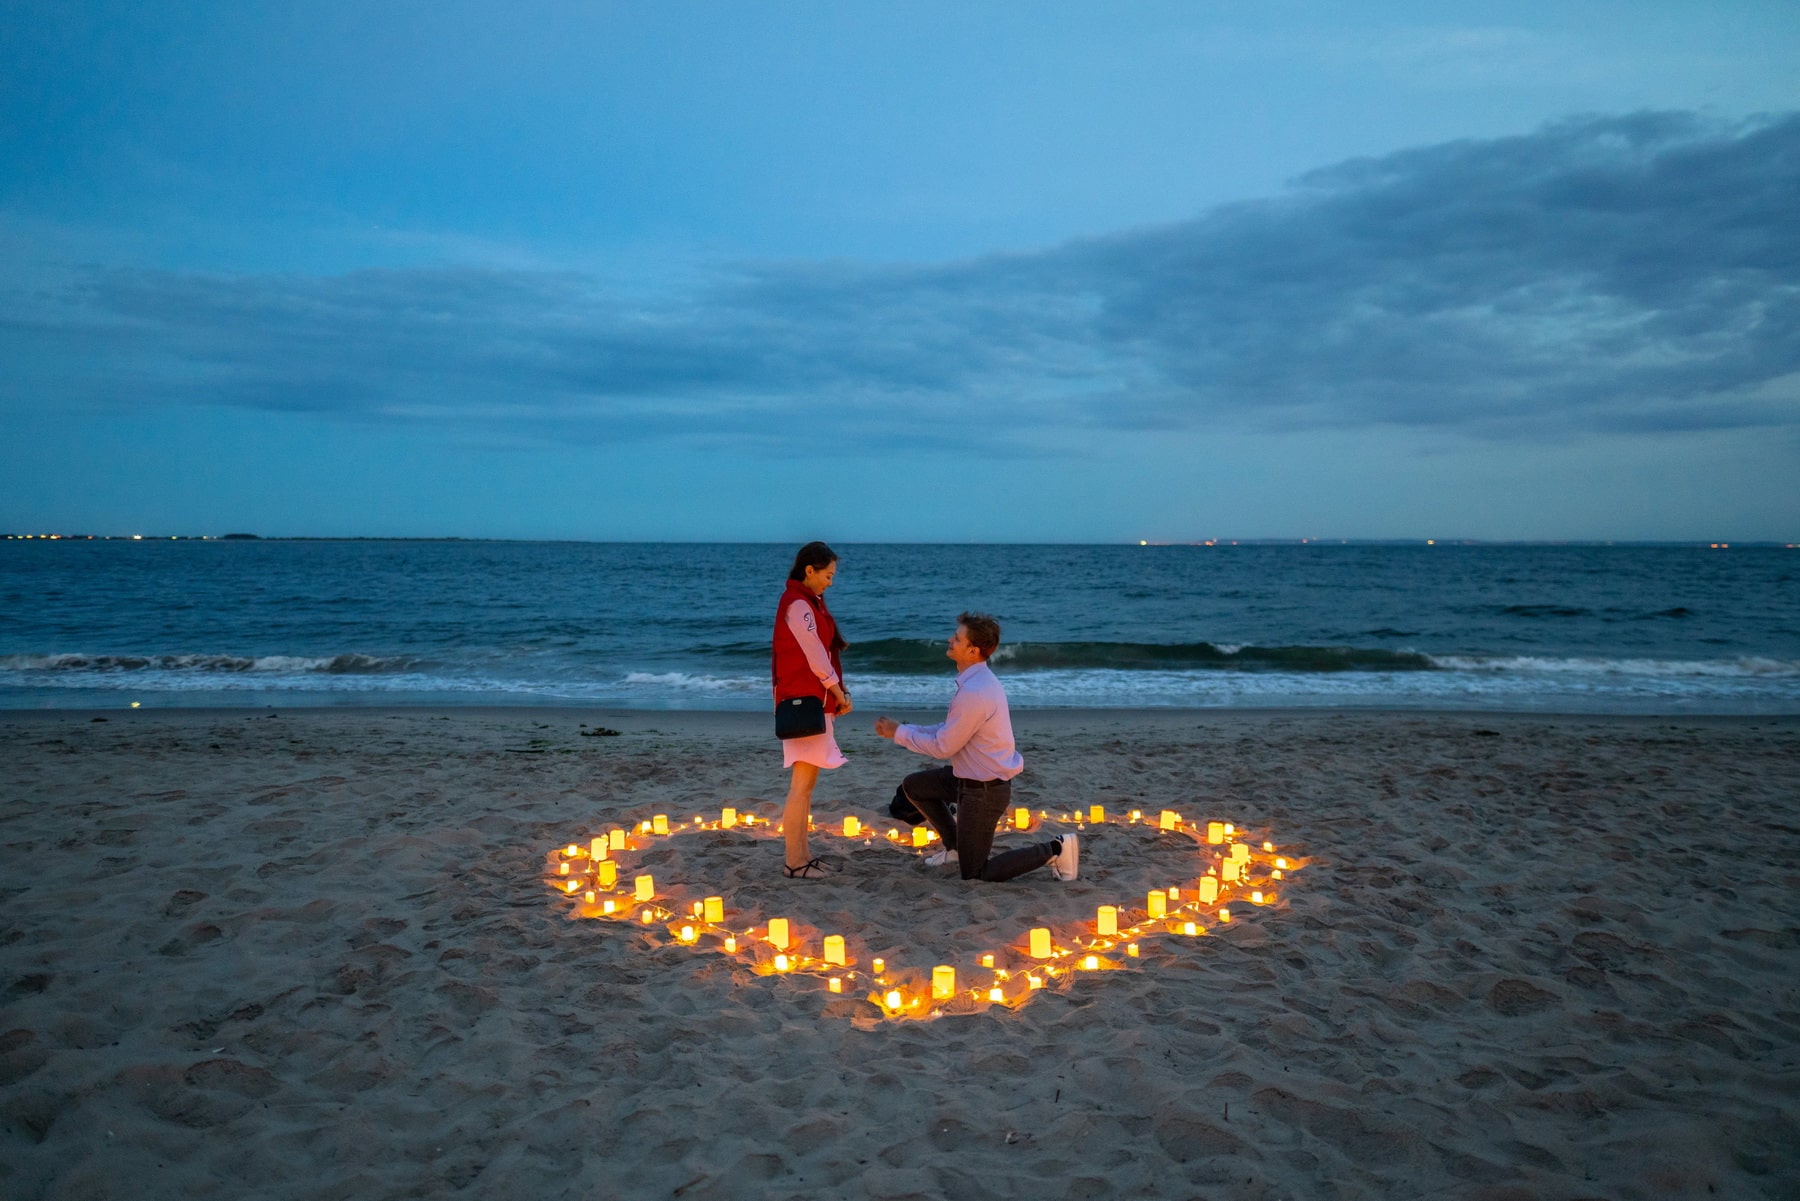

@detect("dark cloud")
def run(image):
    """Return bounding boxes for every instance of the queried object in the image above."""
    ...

[5,110,1797,451]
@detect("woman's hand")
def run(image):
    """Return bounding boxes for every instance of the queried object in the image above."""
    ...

[832,684,853,715]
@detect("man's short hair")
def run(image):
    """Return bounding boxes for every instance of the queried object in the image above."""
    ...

[958,611,1001,660]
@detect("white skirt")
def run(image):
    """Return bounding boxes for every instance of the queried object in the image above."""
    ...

[782,712,847,770]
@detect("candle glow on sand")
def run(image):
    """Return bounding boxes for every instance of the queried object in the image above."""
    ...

[543,807,1302,1021]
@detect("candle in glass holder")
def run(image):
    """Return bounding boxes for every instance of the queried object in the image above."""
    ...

[721,807,738,828]
[597,862,618,888]
[885,989,902,1010]
[1275,857,1288,869]
[768,918,790,950]
[704,896,724,923]
[843,816,861,838]
[1207,821,1226,844]
[641,910,654,924]
[609,829,626,851]
[1147,890,1167,919]
[1224,823,1235,836]
[1252,891,1264,904]
[824,935,846,965]
[1198,876,1219,903]
[634,874,654,901]
[679,925,696,942]
[724,935,737,952]
[932,965,956,999]
[1183,921,1197,936]
[589,837,607,860]
[1089,804,1104,824]
[652,814,669,835]
[828,977,842,994]
[1097,906,1118,937]
[1030,928,1052,958]
[774,954,789,971]
[872,957,885,974]
[1013,807,1030,830]
[1159,810,1178,831]
[1218,907,1232,922]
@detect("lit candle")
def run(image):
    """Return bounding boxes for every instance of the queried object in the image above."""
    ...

[774,954,790,971]
[1097,906,1118,937]
[1081,955,1099,970]
[1147,890,1167,919]
[1224,823,1234,836]
[584,890,596,904]
[634,874,654,901]
[828,977,842,993]
[638,820,650,834]
[609,829,626,851]
[563,879,580,894]
[602,899,616,915]
[988,986,1004,1003]
[1198,876,1219,903]
[589,837,607,860]
[565,843,579,858]
[824,935,846,965]
[724,935,737,952]
[767,918,790,950]
[597,862,617,888]
[1218,907,1232,922]
[1159,810,1178,831]
[691,901,703,918]
[703,896,724,923]
[1089,804,1104,824]
[1127,943,1139,957]
[1273,869,1284,880]
[1030,928,1052,958]
[885,989,902,1010]
[557,862,571,876]
[1251,891,1264,904]
[721,807,738,828]
[1130,810,1142,822]
[1275,857,1288,869]
[1013,807,1030,830]
[911,827,929,848]
[932,965,956,999]
[652,814,669,835]
[679,925,696,942]
[1029,975,1043,990]
[980,953,995,968]
[1206,821,1225,844]
[872,957,885,974]
[843,815,861,838]
[1263,841,1274,852]
[641,910,653,924]
[1168,887,1180,902]
[1231,843,1250,864]
[1183,921,1197,936]
[1222,860,1240,883]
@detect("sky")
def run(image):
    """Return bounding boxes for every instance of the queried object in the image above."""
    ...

[3,0,1798,542]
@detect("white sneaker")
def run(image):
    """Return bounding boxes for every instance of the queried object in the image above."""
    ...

[925,847,958,867]
[1049,833,1079,881]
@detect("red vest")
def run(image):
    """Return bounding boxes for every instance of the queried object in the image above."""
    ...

[772,580,844,712]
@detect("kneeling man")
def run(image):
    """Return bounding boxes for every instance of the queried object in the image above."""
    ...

[874,612,1078,883]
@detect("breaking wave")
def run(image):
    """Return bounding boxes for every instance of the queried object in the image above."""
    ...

[1,652,416,674]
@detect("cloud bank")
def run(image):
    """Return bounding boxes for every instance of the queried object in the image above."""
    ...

[6,111,1797,452]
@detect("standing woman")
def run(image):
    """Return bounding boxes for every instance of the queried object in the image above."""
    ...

[772,541,852,879]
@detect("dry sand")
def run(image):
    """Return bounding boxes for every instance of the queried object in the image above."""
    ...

[1,706,1796,1200]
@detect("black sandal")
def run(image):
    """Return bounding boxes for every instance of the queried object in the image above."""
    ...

[783,857,829,879]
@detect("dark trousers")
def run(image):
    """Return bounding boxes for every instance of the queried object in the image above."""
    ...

[902,765,1056,883]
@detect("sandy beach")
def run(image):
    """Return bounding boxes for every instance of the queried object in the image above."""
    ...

[2,706,1796,1200]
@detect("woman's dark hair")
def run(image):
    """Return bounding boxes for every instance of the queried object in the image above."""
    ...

[788,541,838,582]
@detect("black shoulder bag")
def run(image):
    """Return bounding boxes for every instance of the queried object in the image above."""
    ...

[774,695,827,740]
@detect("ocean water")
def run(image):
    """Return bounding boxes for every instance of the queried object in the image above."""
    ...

[2,540,1796,714]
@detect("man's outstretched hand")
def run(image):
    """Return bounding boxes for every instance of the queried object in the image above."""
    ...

[874,716,899,740]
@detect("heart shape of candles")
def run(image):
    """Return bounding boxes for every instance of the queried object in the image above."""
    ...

[544,806,1300,1021]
